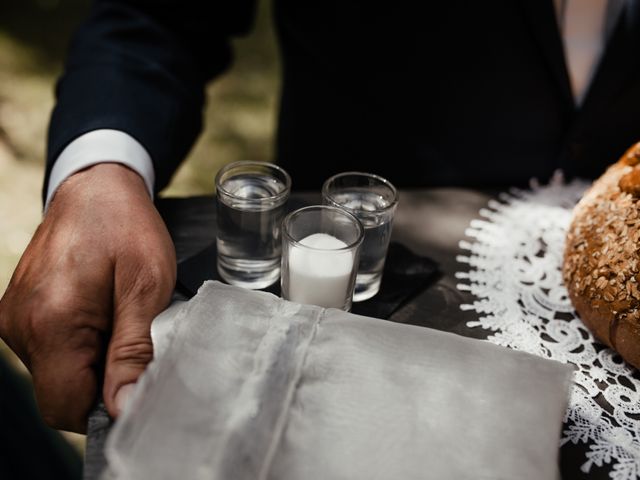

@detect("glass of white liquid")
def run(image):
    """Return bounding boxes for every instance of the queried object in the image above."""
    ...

[322,172,398,302]
[281,206,364,311]
[215,161,291,289]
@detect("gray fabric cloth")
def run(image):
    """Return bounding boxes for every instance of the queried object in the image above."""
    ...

[101,281,573,480]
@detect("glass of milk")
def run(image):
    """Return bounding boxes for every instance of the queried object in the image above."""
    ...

[322,172,398,302]
[216,161,291,289]
[281,206,364,311]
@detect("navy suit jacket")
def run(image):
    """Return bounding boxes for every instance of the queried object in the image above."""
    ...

[46,0,640,195]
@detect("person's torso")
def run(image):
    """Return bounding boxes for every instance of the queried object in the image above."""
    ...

[274,0,640,189]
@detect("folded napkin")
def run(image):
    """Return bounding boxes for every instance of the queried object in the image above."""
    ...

[102,282,572,480]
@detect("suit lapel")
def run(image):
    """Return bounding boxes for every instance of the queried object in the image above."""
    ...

[577,3,640,121]
[521,0,640,171]
[555,2,640,173]
[519,0,574,106]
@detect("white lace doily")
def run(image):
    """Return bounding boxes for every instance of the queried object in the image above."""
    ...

[455,174,640,480]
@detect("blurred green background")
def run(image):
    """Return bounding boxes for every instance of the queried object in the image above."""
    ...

[0,0,279,453]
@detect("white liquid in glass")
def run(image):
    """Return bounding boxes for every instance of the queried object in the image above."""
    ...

[287,233,354,309]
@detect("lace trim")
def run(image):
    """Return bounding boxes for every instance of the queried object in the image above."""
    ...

[456,174,640,480]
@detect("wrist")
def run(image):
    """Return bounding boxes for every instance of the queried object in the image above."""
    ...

[49,163,152,213]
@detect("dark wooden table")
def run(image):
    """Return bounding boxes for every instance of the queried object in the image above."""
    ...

[84,189,606,480]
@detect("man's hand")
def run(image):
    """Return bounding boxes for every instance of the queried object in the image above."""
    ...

[0,163,176,432]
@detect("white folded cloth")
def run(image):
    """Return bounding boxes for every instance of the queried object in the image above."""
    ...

[102,281,573,480]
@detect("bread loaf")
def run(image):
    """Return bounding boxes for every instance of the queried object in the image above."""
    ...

[563,143,640,369]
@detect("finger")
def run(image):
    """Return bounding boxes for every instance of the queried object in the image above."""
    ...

[103,261,174,418]
[3,280,107,433]
[30,325,102,433]
[32,356,97,433]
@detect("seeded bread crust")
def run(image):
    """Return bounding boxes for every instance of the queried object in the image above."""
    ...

[563,143,640,370]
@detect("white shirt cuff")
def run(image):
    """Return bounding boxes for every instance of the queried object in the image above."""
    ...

[45,129,155,210]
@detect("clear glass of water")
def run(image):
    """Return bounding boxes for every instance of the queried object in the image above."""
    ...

[215,161,291,289]
[322,172,398,302]
[281,206,363,311]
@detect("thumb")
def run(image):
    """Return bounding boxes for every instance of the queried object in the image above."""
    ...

[103,264,174,418]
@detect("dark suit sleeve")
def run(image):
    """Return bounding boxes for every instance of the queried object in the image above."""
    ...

[45,0,257,199]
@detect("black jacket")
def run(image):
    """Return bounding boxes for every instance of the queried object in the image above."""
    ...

[46,0,640,195]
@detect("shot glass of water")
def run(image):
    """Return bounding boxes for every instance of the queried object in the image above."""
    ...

[281,206,364,311]
[322,172,398,302]
[215,161,291,289]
